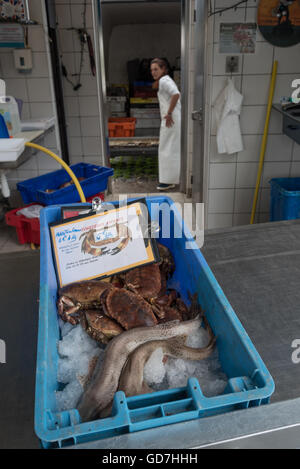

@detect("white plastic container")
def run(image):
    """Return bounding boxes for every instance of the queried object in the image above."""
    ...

[0,138,25,162]
[107,96,127,115]
[0,96,21,137]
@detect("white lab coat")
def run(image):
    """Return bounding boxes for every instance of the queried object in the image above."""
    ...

[214,78,244,155]
[157,75,181,184]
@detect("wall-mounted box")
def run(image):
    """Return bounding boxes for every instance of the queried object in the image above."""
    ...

[13,48,32,71]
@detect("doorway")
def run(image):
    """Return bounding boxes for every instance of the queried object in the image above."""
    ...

[93,0,186,196]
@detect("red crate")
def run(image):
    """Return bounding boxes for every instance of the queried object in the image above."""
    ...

[5,193,105,245]
[108,117,136,137]
[5,203,42,245]
[86,192,105,203]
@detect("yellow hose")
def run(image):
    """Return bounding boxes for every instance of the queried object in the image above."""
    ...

[25,142,86,203]
[24,142,86,250]
[250,61,278,224]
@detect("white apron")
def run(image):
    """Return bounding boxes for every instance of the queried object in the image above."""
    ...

[157,75,181,184]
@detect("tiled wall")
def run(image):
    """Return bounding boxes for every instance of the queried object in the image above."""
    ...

[205,0,300,229]
[56,0,102,166]
[0,0,60,190]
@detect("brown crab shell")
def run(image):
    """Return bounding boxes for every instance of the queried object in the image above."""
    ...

[124,263,161,299]
[58,280,112,309]
[157,306,183,323]
[104,287,158,330]
[81,310,124,344]
[157,243,175,279]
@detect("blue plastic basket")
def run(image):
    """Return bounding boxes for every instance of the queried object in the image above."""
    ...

[270,177,300,221]
[17,163,113,206]
[35,196,275,448]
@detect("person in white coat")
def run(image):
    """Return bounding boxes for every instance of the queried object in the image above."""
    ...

[150,58,181,191]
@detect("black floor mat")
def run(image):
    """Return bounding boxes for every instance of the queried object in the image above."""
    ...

[0,251,40,449]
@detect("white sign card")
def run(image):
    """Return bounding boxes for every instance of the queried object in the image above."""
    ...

[50,201,158,287]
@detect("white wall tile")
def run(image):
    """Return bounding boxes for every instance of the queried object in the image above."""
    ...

[64,97,80,117]
[243,41,274,75]
[242,75,271,106]
[292,143,300,161]
[6,79,28,102]
[70,3,94,29]
[79,96,99,116]
[264,134,293,162]
[274,44,300,74]
[234,187,254,212]
[207,213,233,229]
[66,117,81,137]
[82,136,101,155]
[237,135,261,162]
[236,162,258,188]
[233,213,252,226]
[208,189,235,213]
[262,162,290,188]
[27,78,52,102]
[80,116,101,137]
[240,106,266,135]
[28,26,47,52]
[56,4,72,29]
[68,137,83,157]
[209,163,236,189]
[213,8,246,43]
[30,102,55,118]
[30,53,51,78]
[290,162,300,177]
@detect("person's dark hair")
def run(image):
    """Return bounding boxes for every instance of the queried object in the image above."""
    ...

[151,57,171,75]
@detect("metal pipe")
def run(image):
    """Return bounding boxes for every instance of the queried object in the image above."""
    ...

[24,0,31,22]
[91,0,110,170]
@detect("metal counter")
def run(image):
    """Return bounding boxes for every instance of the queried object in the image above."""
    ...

[70,219,300,449]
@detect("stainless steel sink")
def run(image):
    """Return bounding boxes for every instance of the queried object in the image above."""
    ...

[273,103,300,144]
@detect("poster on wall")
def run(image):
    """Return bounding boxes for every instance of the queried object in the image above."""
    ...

[219,23,257,53]
[0,0,25,21]
[0,23,24,48]
[50,201,159,287]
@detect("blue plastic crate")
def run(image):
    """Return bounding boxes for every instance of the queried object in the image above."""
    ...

[270,177,300,221]
[35,196,275,448]
[17,163,113,206]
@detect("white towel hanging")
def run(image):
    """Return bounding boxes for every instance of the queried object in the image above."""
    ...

[214,78,244,155]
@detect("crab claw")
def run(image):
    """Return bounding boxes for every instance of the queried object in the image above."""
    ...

[57,295,81,325]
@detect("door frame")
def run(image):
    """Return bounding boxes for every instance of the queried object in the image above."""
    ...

[92,0,192,187]
[191,0,208,205]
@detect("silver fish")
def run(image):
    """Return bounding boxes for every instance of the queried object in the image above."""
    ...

[77,316,202,421]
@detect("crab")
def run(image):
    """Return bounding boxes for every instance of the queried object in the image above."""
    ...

[80,310,123,344]
[57,279,158,343]
[112,243,178,319]
[100,287,158,330]
[57,243,194,343]
[57,280,112,325]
